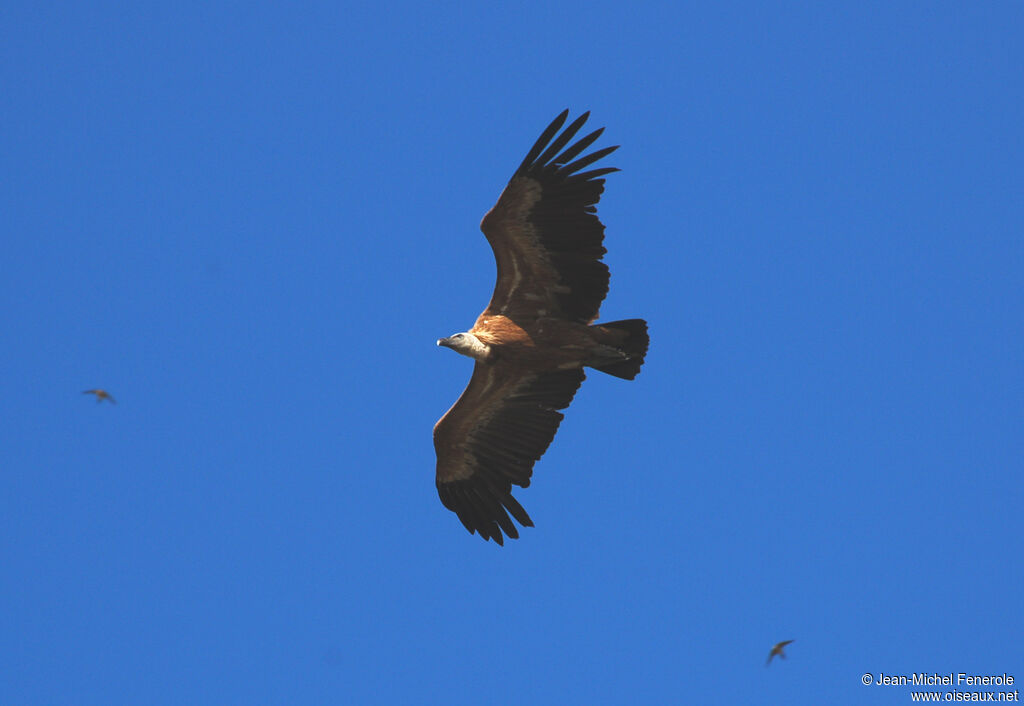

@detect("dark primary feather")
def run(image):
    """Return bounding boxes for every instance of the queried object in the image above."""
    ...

[534,112,590,166]
[435,368,585,544]
[515,109,570,173]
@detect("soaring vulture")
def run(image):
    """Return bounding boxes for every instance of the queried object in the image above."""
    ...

[434,110,649,544]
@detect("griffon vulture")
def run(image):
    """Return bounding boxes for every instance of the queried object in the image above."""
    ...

[434,110,649,544]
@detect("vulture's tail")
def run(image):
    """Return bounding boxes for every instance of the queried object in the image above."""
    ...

[590,319,649,380]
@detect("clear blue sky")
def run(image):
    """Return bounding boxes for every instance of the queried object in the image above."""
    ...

[2,2,1021,704]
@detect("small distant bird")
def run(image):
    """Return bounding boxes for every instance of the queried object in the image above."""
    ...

[83,389,116,404]
[766,640,794,665]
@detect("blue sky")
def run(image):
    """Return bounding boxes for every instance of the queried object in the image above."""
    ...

[2,2,1021,704]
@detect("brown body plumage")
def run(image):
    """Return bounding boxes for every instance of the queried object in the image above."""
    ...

[433,111,649,544]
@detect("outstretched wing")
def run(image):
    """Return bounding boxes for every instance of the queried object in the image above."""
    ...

[434,363,585,544]
[480,110,619,325]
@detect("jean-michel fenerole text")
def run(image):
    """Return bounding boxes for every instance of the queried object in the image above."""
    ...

[875,673,1014,687]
